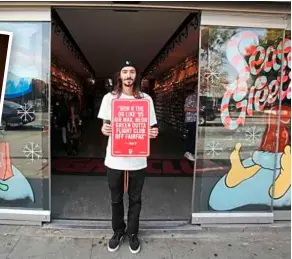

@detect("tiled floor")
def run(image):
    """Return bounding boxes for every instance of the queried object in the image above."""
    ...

[51,174,194,220]
[51,119,194,220]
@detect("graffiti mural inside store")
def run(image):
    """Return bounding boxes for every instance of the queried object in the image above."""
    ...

[0,142,34,202]
[221,31,291,130]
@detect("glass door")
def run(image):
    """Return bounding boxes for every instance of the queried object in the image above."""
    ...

[273,27,291,221]
[192,11,289,224]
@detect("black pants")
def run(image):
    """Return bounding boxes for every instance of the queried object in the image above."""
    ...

[185,122,197,154]
[107,168,146,235]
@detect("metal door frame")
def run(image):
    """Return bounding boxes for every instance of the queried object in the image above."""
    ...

[0,7,51,225]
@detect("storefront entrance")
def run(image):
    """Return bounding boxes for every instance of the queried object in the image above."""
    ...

[0,2,290,225]
[50,8,200,221]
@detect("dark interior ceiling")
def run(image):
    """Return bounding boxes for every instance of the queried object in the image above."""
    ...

[53,8,199,79]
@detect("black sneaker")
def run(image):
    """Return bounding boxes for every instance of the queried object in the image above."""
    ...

[107,232,124,252]
[129,234,141,254]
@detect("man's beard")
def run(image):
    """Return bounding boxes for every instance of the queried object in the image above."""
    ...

[123,79,134,87]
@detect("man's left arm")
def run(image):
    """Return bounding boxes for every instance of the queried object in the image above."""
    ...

[184,96,197,112]
[149,97,158,139]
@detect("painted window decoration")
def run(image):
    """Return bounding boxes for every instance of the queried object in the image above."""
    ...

[275,30,291,211]
[0,22,50,210]
[198,27,291,212]
[0,23,48,99]
[0,142,34,202]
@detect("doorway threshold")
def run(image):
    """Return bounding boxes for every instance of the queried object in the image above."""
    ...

[43,219,201,232]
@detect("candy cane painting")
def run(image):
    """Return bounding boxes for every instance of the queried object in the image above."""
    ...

[0,142,34,202]
[220,31,257,130]
[221,31,291,130]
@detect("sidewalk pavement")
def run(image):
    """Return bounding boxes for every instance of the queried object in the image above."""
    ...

[0,223,290,259]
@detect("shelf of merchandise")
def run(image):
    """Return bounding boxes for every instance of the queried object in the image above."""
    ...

[51,64,82,95]
[153,74,197,139]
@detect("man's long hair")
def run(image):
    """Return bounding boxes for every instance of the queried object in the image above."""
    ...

[112,71,143,99]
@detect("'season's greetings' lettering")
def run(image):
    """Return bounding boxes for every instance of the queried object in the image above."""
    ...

[114,105,148,140]
[220,31,291,130]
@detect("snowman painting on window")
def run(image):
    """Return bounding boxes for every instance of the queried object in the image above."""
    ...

[209,105,291,211]
[0,142,34,202]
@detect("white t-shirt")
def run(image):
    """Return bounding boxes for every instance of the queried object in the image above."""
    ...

[97,92,157,170]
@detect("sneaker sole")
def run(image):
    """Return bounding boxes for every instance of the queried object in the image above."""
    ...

[129,245,141,254]
[184,155,195,161]
[107,236,124,253]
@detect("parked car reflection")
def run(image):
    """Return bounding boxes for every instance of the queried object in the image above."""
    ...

[0,101,35,130]
[199,96,216,126]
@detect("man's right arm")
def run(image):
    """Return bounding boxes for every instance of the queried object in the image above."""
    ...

[101,122,111,136]
[98,94,111,136]
[97,94,109,120]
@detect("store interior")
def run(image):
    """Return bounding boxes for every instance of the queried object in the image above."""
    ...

[50,8,204,221]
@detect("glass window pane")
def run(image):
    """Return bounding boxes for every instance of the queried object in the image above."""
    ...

[273,29,291,211]
[195,26,287,213]
[0,22,50,210]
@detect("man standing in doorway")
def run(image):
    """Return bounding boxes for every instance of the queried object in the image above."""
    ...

[184,88,198,161]
[98,61,159,254]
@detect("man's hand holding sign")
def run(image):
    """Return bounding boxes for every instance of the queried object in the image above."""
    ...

[101,103,158,143]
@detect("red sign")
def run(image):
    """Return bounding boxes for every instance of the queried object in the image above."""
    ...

[111,99,150,157]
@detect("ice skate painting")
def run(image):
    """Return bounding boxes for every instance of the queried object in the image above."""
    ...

[210,105,291,210]
[0,142,34,202]
[209,143,291,211]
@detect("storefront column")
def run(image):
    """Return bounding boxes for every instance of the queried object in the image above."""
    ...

[0,7,51,224]
[273,15,291,222]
